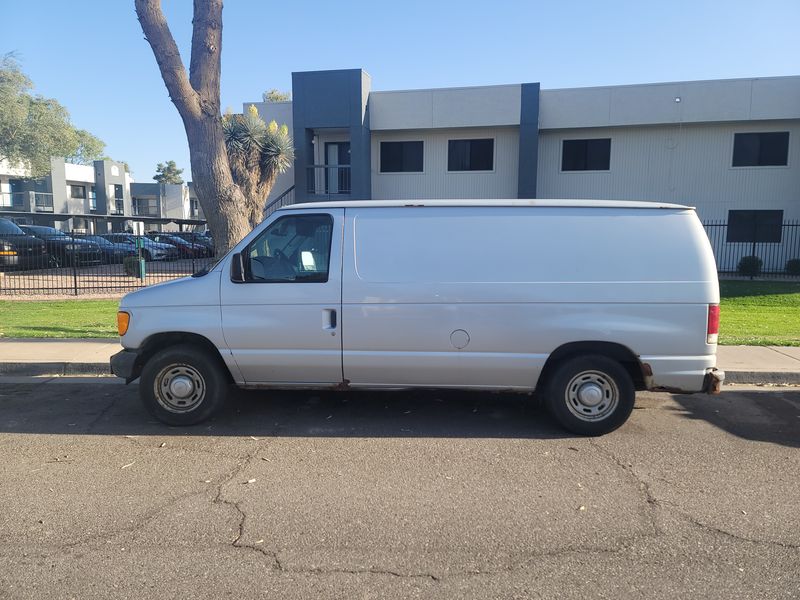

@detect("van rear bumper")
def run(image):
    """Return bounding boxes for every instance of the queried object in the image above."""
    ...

[640,355,723,394]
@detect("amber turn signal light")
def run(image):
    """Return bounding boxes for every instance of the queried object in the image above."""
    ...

[117,311,130,336]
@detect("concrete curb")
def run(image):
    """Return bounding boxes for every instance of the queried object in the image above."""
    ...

[723,371,800,385]
[0,362,111,377]
[0,363,798,385]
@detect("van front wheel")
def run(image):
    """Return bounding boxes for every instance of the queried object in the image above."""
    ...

[139,344,228,426]
[544,355,635,436]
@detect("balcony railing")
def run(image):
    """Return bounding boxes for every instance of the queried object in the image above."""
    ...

[0,191,54,212]
[132,206,161,217]
[34,193,54,212]
[306,165,351,196]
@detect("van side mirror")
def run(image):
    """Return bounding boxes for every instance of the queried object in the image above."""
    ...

[230,252,246,283]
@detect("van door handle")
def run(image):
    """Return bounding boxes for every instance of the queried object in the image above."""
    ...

[323,308,337,330]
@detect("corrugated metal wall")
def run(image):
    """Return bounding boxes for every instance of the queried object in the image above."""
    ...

[371,127,519,199]
[536,120,800,220]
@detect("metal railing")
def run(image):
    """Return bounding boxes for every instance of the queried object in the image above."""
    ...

[264,185,295,217]
[306,165,351,196]
[132,205,161,217]
[34,193,54,212]
[0,191,54,211]
[703,220,800,277]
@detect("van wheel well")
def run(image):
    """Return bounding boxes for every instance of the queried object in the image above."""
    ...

[538,341,646,392]
[134,332,233,383]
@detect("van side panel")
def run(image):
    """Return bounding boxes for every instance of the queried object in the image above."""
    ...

[341,206,718,391]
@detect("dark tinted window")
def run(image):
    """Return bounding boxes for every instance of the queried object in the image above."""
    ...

[380,141,423,173]
[732,132,789,167]
[448,139,494,171]
[70,185,86,198]
[0,219,24,235]
[114,184,124,199]
[562,139,611,171]
[727,210,784,243]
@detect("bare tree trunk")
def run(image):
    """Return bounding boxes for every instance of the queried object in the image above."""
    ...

[135,0,250,256]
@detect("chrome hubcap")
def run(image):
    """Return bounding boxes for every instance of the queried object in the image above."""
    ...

[155,364,206,413]
[169,375,195,398]
[565,370,619,422]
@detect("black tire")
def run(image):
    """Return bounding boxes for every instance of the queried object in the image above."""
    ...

[139,344,229,426]
[142,250,152,261]
[543,354,635,436]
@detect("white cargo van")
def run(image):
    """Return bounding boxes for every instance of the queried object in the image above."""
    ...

[111,200,723,435]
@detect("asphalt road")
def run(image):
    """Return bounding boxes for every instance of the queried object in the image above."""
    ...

[0,380,798,599]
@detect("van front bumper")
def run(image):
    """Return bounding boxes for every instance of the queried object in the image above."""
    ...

[110,349,139,382]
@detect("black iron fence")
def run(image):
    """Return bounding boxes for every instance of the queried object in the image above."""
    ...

[703,220,800,277]
[0,229,215,296]
[2,213,798,296]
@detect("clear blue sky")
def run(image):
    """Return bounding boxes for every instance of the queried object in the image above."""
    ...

[5,0,799,180]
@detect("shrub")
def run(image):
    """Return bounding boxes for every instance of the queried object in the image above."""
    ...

[737,255,763,277]
[786,258,800,276]
[123,256,141,277]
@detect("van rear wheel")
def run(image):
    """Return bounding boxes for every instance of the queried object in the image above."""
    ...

[139,344,228,426]
[544,355,635,436]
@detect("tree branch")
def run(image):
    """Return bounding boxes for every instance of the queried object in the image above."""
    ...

[135,0,201,122]
[189,0,223,114]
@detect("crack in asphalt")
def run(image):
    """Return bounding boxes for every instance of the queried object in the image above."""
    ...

[589,440,799,551]
[588,439,662,537]
[84,395,123,433]
[683,515,800,550]
[60,483,218,551]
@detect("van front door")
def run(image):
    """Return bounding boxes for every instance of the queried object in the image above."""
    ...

[220,209,343,384]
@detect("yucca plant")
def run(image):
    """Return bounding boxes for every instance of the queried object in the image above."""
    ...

[222,104,294,228]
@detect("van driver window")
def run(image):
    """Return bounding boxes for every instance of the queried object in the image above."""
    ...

[247,214,333,282]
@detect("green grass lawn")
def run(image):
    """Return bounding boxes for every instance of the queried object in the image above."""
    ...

[0,300,119,338]
[1,281,799,344]
[719,280,800,346]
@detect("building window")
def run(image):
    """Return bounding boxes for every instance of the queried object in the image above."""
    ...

[448,139,494,172]
[732,132,789,167]
[379,141,423,173]
[114,184,124,199]
[726,210,783,243]
[89,186,97,211]
[561,139,611,171]
[114,199,124,215]
[70,185,86,199]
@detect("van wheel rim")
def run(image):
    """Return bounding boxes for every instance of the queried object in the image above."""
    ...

[155,364,206,413]
[564,370,619,422]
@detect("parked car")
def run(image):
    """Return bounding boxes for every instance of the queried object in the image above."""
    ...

[171,231,214,255]
[0,218,48,271]
[146,232,210,258]
[81,235,137,264]
[19,225,103,267]
[111,200,724,435]
[100,234,177,261]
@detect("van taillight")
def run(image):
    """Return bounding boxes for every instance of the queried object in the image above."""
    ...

[707,304,720,344]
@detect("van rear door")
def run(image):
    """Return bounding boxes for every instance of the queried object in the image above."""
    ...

[220,209,343,384]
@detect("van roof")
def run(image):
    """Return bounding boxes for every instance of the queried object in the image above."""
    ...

[278,199,694,211]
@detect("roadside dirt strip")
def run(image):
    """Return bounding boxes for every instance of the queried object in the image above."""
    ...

[0,383,798,599]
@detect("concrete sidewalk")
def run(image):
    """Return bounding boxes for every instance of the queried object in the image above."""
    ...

[0,338,799,384]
